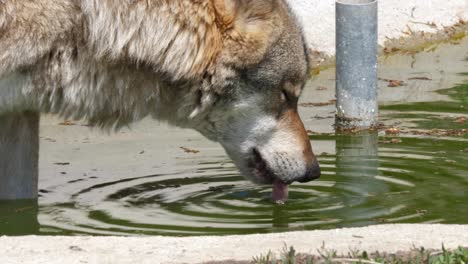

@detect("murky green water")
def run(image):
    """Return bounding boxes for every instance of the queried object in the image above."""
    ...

[0,39,467,236]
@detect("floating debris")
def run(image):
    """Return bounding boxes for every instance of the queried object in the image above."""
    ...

[379,138,402,144]
[58,120,76,126]
[454,116,466,124]
[180,146,200,154]
[311,115,334,120]
[68,179,85,184]
[383,47,401,53]
[299,99,336,107]
[54,162,70,166]
[408,76,432,80]
[379,78,407,87]
[389,79,405,87]
[385,127,401,135]
[406,129,467,137]
[306,130,334,136]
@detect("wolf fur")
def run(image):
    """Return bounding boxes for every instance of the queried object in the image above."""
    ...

[0,0,320,188]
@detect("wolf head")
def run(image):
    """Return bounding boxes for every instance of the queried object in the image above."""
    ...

[189,0,320,194]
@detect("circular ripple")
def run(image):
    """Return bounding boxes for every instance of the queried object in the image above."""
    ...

[39,136,468,235]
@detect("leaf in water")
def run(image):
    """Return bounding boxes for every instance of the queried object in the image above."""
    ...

[180,146,200,154]
[58,120,75,126]
[385,127,401,135]
[299,99,336,107]
[388,80,405,87]
[54,162,70,166]
[379,138,402,144]
[454,117,466,124]
[379,78,406,87]
[408,77,432,80]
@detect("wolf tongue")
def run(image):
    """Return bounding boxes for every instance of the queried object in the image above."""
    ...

[272,179,289,203]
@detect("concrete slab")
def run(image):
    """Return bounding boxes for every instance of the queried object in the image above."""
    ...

[1,224,467,264]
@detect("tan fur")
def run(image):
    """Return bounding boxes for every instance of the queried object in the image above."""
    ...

[279,109,316,168]
[82,0,222,80]
[214,0,282,67]
[0,0,283,127]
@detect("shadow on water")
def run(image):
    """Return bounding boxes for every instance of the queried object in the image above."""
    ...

[0,39,467,236]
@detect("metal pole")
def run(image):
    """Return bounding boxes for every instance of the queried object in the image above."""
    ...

[0,112,39,200]
[336,0,378,130]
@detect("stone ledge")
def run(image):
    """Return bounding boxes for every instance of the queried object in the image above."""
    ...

[1,224,467,264]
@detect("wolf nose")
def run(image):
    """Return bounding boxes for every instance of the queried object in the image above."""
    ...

[296,160,321,183]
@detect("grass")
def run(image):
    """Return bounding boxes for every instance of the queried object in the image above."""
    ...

[251,245,468,264]
[252,246,297,264]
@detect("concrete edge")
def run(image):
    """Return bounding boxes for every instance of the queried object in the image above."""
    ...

[288,0,468,70]
[307,21,468,72]
[1,224,467,264]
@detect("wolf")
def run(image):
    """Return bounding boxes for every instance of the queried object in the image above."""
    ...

[0,0,320,201]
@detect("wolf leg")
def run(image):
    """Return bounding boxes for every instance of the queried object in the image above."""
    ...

[0,111,39,200]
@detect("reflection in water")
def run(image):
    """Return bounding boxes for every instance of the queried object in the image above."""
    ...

[0,199,39,235]
[272,204,289,229]
[336,131,380,193]
[1,129,467,236]
[335,132,386,225]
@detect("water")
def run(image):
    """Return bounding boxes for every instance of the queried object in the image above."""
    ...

[0,39,467,236]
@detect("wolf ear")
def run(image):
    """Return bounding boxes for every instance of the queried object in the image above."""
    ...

[213,0,281,67]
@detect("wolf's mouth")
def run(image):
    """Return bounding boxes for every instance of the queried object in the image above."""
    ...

[250,148,275,184]
[249,148,289,202]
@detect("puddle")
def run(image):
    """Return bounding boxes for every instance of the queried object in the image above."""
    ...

[0,39,467,236]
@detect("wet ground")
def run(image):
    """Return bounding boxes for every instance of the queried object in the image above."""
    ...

[0,38,466,236]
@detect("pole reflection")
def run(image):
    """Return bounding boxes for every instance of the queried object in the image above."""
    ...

[0,199,39,235]
[335,131,387,225]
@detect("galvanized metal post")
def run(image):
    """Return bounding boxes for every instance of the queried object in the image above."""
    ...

[336,0,378,130]
[0,112,39,200]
